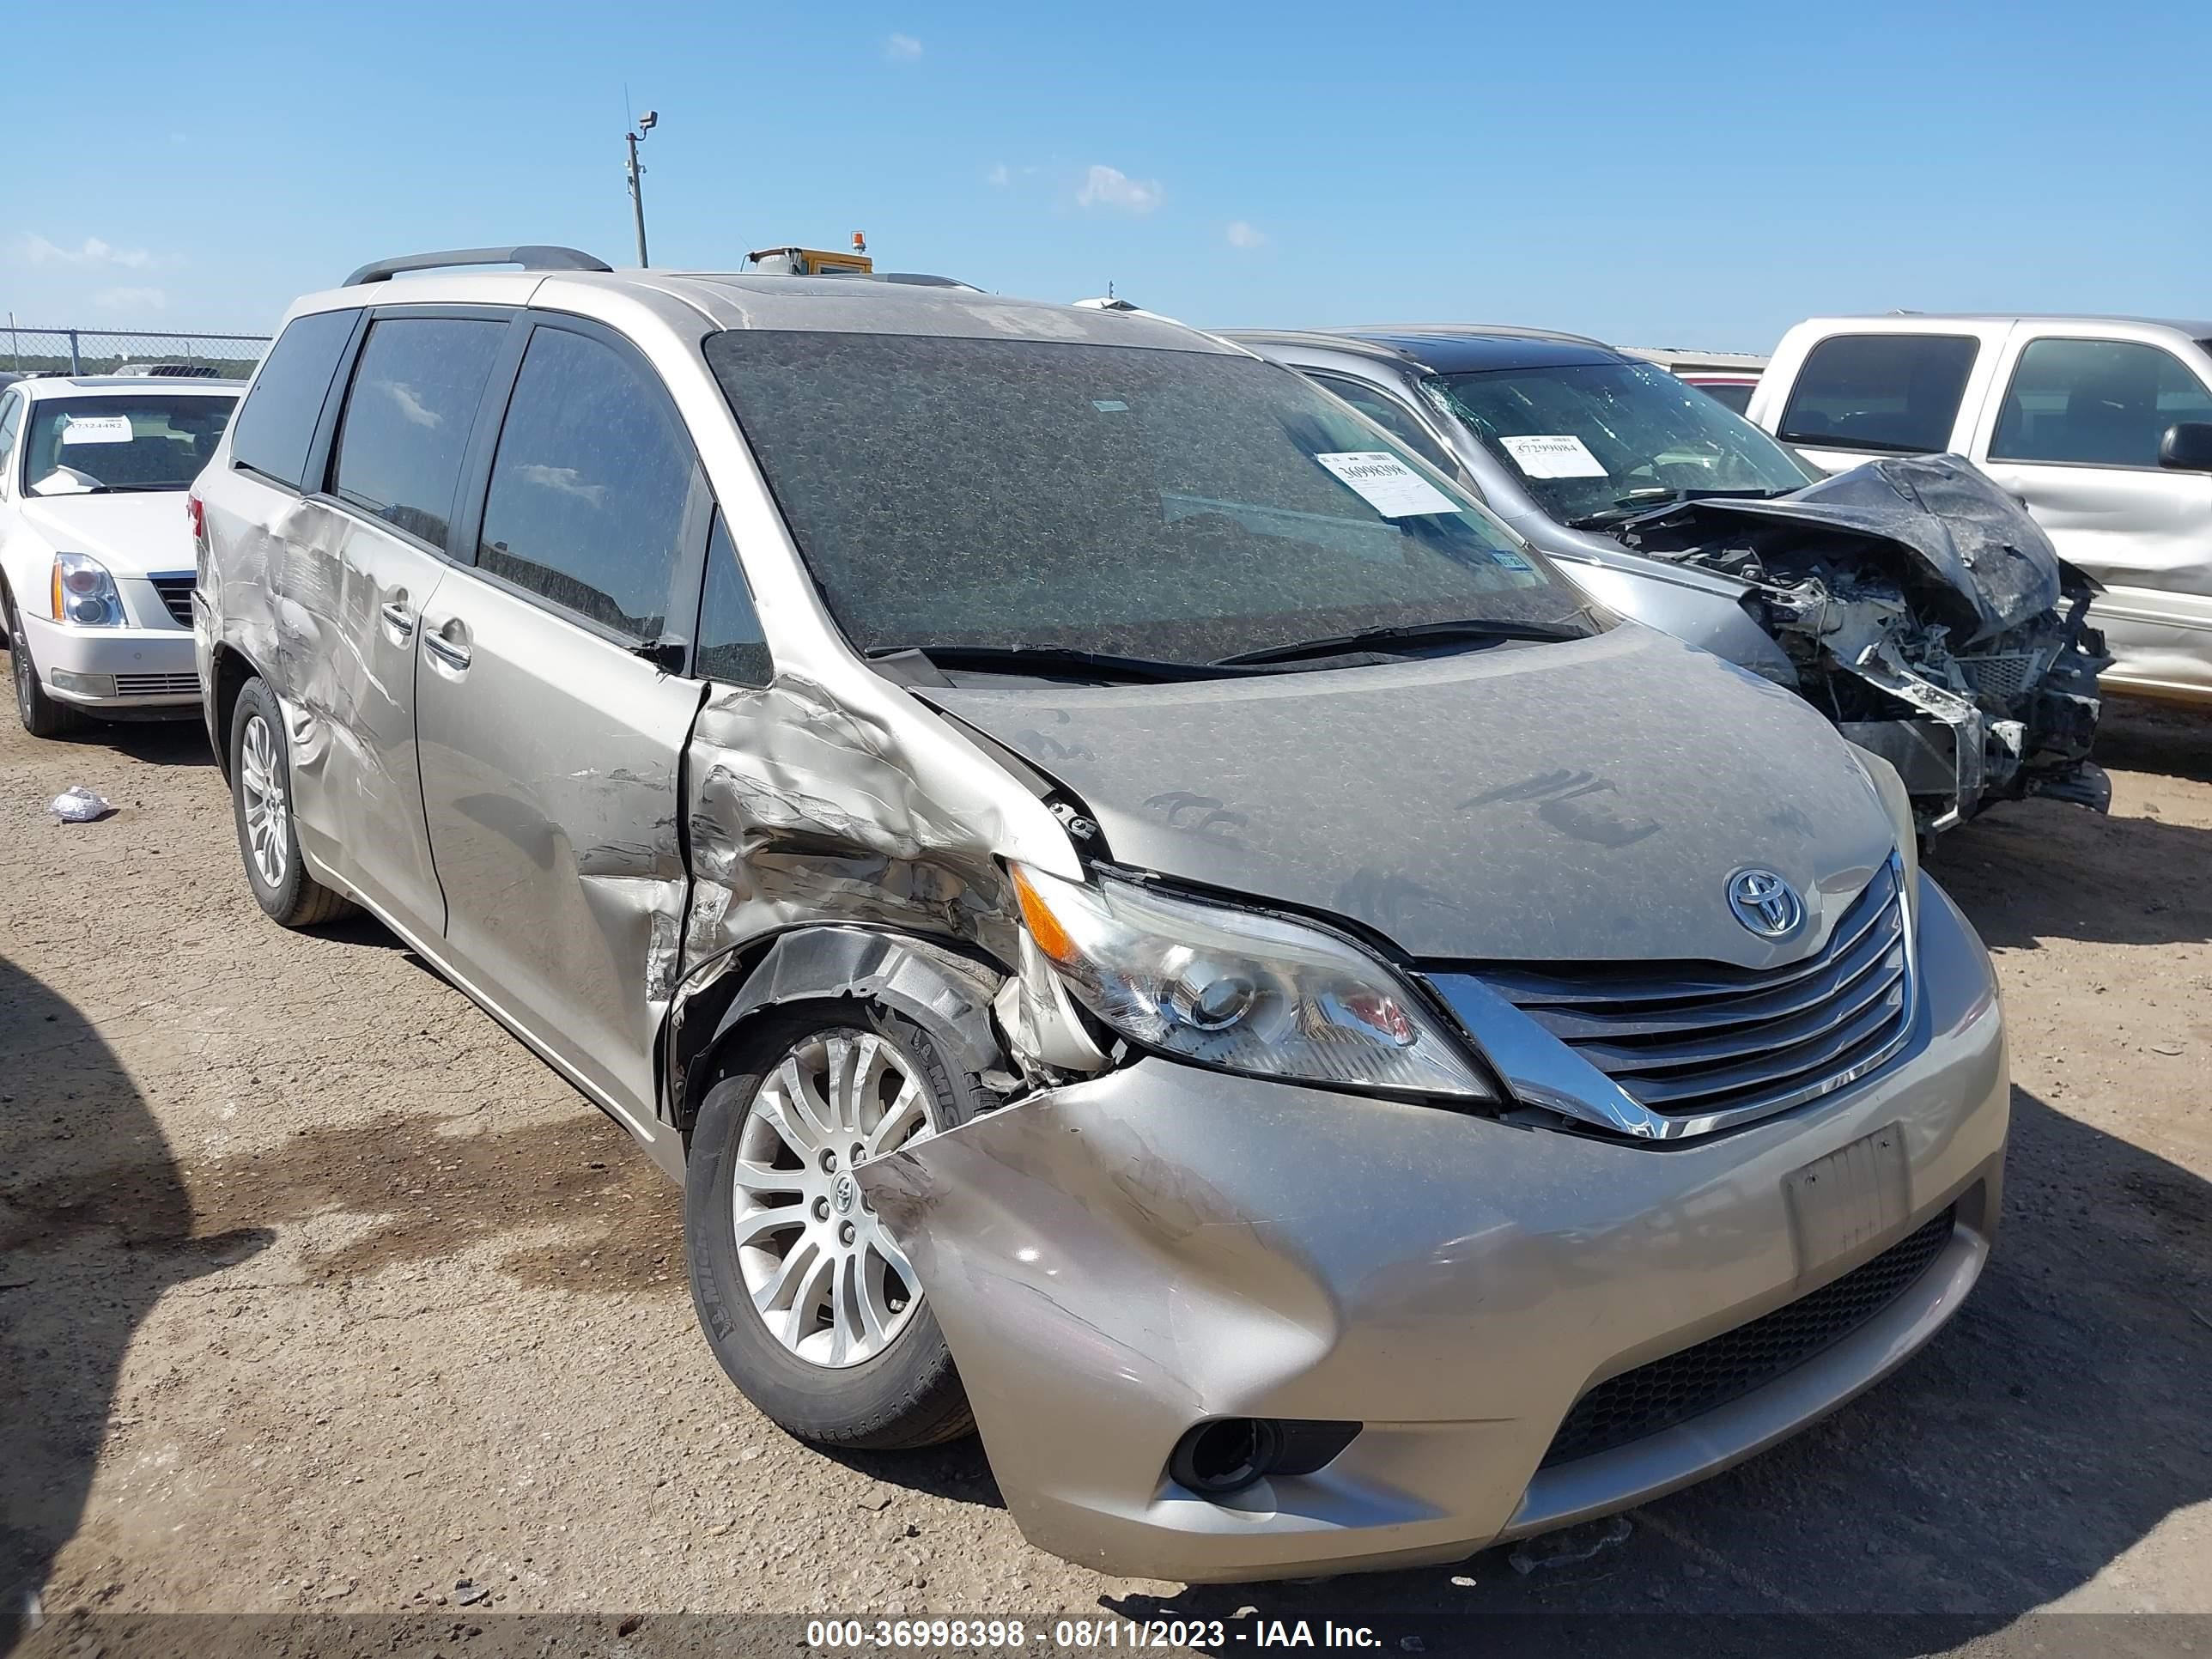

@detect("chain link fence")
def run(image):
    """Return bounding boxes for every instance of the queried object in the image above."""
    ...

[2,325,269,381]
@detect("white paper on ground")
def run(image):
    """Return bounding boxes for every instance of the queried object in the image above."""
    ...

[1311,451,1459,519]
[59,415,134,446]
[1499,434,1607,478]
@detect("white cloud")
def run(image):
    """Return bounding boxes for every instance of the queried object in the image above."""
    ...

[986,161,1012,187]
[1225,220,1267,250]
[376,379,442,428]
[1078,165,1163,215]
[92,286,167,313]
[16,234,155,270]
[518,463,608,506]
[884,32,922,60]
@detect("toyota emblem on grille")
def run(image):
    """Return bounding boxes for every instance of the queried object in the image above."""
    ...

[1728,868,1804,939]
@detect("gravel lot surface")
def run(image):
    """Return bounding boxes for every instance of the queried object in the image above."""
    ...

[3,692,2208,1656]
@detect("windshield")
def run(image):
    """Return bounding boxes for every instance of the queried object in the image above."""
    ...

[1427,360,1817,526]
[704,332,1598,666]
[21,394,235,495]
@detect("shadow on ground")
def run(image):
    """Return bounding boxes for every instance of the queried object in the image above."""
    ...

[0,955,270,1647]
[1928,791,2212,956]
[2091,696,2212,786]
[0,1103,684,1306]
[46,717,216,770]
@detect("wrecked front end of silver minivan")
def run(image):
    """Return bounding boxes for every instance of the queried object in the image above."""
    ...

[1618,453,2108,836]
[664,627,2008,1583]
[653,298,2008,1583]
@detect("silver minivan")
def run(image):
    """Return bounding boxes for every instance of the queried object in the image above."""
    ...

[194,249,2009,1582]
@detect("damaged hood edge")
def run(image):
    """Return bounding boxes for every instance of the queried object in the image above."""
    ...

[1626,453,2067,647]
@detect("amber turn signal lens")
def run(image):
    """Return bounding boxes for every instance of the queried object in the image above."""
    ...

[1012,865,1079,967]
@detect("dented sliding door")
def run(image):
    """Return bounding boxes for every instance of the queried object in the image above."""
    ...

[414,574,702,1135]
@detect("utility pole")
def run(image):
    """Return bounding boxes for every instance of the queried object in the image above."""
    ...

[624,109,659,267]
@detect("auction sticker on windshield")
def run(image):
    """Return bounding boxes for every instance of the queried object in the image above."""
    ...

[1500,434,1607,478]
[60,416,135,446]
[1313,451,1458,519]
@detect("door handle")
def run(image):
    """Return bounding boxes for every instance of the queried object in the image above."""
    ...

[423,629,471,672]
[379,600,415,637]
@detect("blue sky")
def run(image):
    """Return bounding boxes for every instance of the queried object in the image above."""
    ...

[4,0,2205,350]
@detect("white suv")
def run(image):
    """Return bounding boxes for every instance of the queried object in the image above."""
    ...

[1748,315,2212,708]
[0,373,240,734]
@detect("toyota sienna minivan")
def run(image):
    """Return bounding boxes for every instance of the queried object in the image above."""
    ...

[194,247,2009,1582]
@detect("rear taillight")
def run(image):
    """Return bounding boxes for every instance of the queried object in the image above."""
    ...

[186,491,205,542]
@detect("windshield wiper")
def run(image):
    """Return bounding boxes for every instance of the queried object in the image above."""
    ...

[866,642,1228,684]
[1212,617,1585,667]
[1565,487,1789,531]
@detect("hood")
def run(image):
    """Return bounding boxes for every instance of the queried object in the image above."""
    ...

[17,491,197,578]
[1630,453,2063,647]
[927,623,1897,970]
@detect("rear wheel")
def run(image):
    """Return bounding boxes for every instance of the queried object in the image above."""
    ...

[4,585,90,738]
[228,677,354,927]
[686,1007,976,1449]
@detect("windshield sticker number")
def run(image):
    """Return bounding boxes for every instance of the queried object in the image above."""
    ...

[1312,451,1458,519]
[1490,549,1534,572]
[1500,434,1607,478]
[60,415,134,446]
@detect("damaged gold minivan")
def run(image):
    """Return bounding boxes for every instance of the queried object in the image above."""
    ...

[194,248,2008,1582]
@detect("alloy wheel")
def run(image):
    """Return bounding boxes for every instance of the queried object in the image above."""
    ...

[731,1030,935,1369]
[239,713,289,890]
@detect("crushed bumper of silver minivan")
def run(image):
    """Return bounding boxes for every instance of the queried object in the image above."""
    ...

[853,873,2010,1583]
[1620,453,2109,834]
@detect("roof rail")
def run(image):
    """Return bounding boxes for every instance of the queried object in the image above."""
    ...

[343,246,613,287]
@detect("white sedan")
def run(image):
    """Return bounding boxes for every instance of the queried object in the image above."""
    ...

[0,374,240,735]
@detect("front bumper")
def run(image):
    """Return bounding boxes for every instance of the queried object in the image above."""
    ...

[858,873,2007,1583]
[21,611,199,710]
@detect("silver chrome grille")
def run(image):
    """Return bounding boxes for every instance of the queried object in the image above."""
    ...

[114,672,200,696]
[1465,860,1912,1137]
[148,574,196,628]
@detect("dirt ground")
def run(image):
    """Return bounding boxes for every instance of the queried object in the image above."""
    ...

[2,691,2208,1656]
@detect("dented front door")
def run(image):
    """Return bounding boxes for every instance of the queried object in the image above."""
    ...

[413,572,701,1135]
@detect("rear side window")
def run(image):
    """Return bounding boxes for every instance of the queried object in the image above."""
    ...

[476,326,695,643]
[1304,372,1459,476]
[228,308,357,489]
[331,318,507,547]
[696,513,771,685]
[1778,334,1978,453]
[1990,337,2212,469]
[1692,380,1755,416]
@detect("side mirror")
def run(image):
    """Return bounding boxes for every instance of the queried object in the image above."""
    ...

[2157,421,2212,472]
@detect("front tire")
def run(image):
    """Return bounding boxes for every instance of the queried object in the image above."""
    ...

[228,677,354,927]
[5,585,90,738]
[686,1006,977,1449]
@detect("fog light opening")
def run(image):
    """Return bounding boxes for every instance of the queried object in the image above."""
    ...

[1170,1418,1283,1498]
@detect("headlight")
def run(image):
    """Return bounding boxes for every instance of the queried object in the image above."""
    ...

[51,553,123,627]
[1010,863,1496,1098]
[1844,743,1919,902]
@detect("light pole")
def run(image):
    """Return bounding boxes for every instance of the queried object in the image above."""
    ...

[624,109,659,267]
